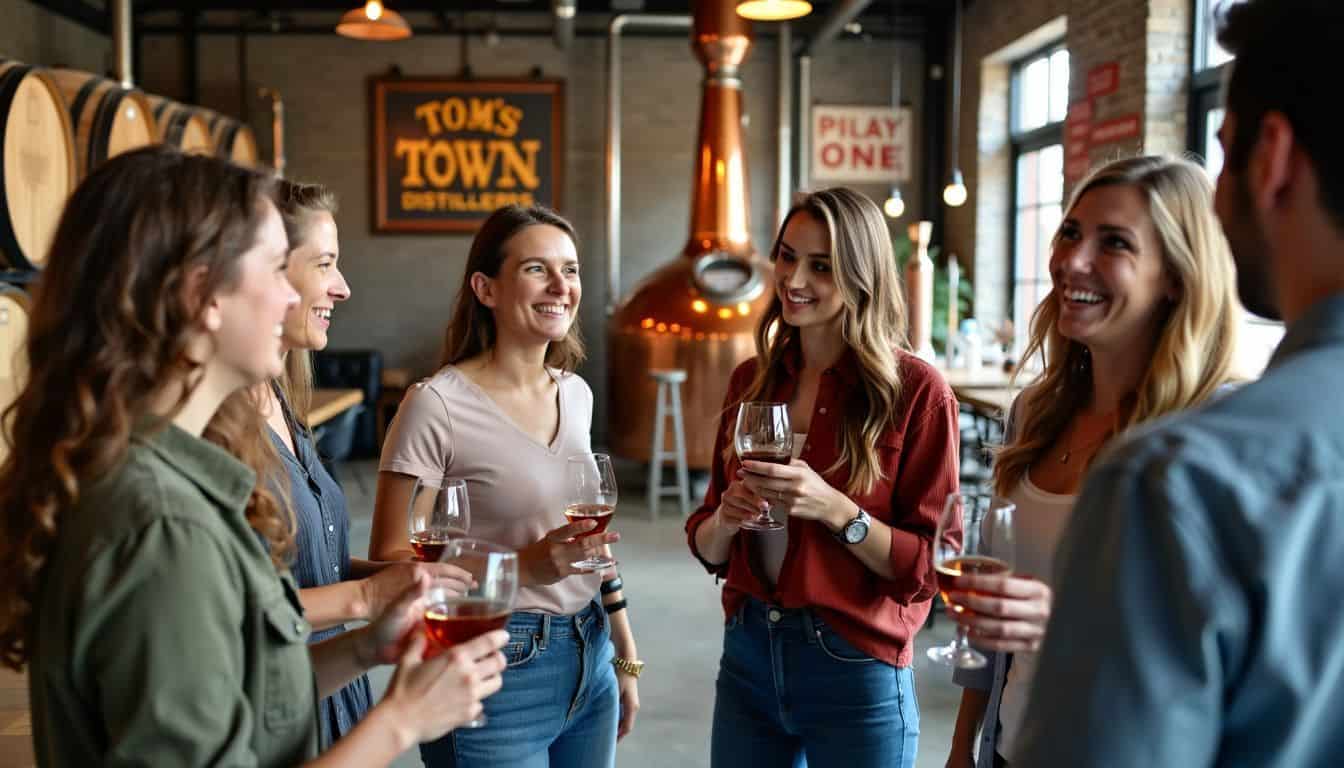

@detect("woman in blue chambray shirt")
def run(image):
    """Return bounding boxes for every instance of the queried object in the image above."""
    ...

[943,156,1243,767]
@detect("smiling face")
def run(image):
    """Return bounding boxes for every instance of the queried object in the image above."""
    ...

[281,211,350,352]
[209,201,300,388]
[773,211,845,332]
[474,224,581,347]
[1051,184,1176,353]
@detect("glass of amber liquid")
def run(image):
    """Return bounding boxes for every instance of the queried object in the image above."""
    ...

[423,538,519,728]
[408,476,469,562]
[926,492,1016,669]
[565,453,618,571]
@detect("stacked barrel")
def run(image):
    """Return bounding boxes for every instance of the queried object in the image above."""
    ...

[0,57,263,457]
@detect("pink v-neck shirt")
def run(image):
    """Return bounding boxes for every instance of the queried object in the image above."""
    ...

[380,365,602,615]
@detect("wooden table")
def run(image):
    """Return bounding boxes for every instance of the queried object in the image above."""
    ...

[940,365,1025,416]
[0,668,33,767]
[308,388,364,428]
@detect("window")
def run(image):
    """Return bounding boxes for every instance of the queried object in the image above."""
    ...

[1010,45,1068,347]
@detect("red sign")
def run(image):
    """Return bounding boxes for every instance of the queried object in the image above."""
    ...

[1064,100,1092,181]
[1090,114,1141,145]
[1087,63,1119,98]
[1065,157,1091,182]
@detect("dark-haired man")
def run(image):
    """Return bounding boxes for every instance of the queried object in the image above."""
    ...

[1014,1,1344,765]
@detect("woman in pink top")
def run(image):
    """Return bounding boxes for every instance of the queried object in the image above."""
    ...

[370,205,641,768]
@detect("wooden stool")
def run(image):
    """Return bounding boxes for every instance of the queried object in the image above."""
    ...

[647,369,690,519]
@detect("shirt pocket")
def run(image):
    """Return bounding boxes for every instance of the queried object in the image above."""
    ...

[260,591,314,733]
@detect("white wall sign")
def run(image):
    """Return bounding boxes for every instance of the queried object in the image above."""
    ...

[811,105,912,183]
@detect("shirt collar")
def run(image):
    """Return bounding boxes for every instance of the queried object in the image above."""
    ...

[779,338,862,388]
[1267,294,1344,371]
[133,418,256,511]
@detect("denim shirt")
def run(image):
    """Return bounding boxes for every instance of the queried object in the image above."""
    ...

[270,388,373,749]
[1014,295,1344,767]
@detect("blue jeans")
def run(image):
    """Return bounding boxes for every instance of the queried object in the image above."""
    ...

[419,600,618,768]
[711,598,920,768]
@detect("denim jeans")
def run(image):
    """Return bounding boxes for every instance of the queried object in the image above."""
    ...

[710,598,920,768]
[419,599,618,768]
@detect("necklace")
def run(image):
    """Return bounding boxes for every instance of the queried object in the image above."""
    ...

[1058,415,1115,464]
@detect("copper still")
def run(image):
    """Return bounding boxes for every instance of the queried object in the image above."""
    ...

[608,0,774,469]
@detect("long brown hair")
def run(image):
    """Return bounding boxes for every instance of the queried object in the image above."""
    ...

[993,156,1240,494]
[0,146,290,670]
[731,188,907,495]
[440,204,585,372]
[272,179,339,422]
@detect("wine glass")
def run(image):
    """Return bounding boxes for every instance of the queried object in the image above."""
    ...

[926,492,1016,669]
[734,401,792,532]
[408,476,469,562]
[565,452,618,571]
[423,538,519,728]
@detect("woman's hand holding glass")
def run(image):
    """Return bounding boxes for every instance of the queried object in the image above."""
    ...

[926,492,1016,669]
[737,459,851,532]
[713,478,770,532]
[945,572,1052,652]
[357,560,474,622]
[517,519,620,586]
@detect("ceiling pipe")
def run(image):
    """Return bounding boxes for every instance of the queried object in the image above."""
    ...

[553,0,576,50]
[112,0,134,87]
[606,13,694,315]
[797,0,871,56]
[776,21,792,228]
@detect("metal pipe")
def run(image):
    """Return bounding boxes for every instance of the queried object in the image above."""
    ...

[798,0,873,56]
[606,13,693,316]
[797,54,811,191]
[553,0,576,50]
[112,0,133,88]
[259,87,285,177]
[776,22,792,228]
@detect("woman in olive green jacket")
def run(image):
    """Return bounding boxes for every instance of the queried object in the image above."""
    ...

[0,146,507,767]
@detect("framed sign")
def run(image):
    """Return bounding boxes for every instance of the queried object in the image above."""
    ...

[811,105,912,183]
[372,78,564,233]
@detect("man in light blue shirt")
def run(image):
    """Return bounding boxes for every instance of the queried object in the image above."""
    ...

[1014,1,1344,765]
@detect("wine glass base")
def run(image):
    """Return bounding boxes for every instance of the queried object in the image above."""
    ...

[571,557,617,571]
[925,644,987,669]
[740,518,785,532]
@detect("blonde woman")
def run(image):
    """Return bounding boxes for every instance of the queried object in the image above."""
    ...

[944,155,1241,768]
[687,187,959,768]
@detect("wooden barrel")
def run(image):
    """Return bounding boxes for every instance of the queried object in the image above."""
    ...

[0,61,78,271]
[146,94,214,155]
[207,112,259,168]
[0,283,30,464]
[48,69,157,179]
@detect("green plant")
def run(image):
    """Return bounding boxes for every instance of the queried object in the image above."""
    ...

[893,235,974,356]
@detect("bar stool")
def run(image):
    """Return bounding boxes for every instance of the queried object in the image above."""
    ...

[647,369,691,519]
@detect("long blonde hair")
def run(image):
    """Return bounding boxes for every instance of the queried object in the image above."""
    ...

[731,187,908,496]
[272,180,338,423]
[993,155,1240,494]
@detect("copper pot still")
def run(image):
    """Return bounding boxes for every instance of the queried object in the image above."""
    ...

[608,0,774,470]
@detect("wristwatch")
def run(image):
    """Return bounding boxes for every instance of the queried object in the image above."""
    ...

[611,656,645,679]
[837,508,871,544]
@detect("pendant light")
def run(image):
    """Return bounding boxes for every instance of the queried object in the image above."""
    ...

[736,0,813,22]
[336,1,412,41]
[885,45,906,220]
[943,0,967,207]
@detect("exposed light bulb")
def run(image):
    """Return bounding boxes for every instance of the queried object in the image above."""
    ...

[943,169,967,207]
[364,0,383,21]
[883,190,905,219]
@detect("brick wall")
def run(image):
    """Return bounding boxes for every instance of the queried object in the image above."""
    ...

[136,28,927,443]
[948,0,1195,337]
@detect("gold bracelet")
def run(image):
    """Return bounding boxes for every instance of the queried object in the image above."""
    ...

[611,656,645,679]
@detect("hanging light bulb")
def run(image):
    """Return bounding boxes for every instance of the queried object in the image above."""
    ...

[336,0,411,40]
[943,169,967,207]
[883,187,906,219]
[736,0,813,22]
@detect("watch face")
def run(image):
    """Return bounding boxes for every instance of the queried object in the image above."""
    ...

[844,519,868,543]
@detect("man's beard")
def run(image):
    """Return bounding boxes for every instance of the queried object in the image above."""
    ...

[1227,173,1281,321]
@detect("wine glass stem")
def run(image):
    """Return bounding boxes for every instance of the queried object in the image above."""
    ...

[954,625,972,652]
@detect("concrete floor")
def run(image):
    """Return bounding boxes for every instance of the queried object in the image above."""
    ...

[341,459,964,768]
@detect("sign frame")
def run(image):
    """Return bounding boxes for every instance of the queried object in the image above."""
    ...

[810,104,913,184]
[371,77,566,234]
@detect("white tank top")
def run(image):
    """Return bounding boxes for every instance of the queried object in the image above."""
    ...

[757,433,807,587]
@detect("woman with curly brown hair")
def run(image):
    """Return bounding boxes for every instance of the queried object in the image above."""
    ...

[0,146,506,766]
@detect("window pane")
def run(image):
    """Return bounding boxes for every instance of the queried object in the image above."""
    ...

[1020,56,1050,132]
[1038,203,1062,275]
[1017,149,1041,207]
[1203,107,1225,177]
[1016,206,1039,283]
[1038,144,1064,204]
[1049,49,1070,124]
